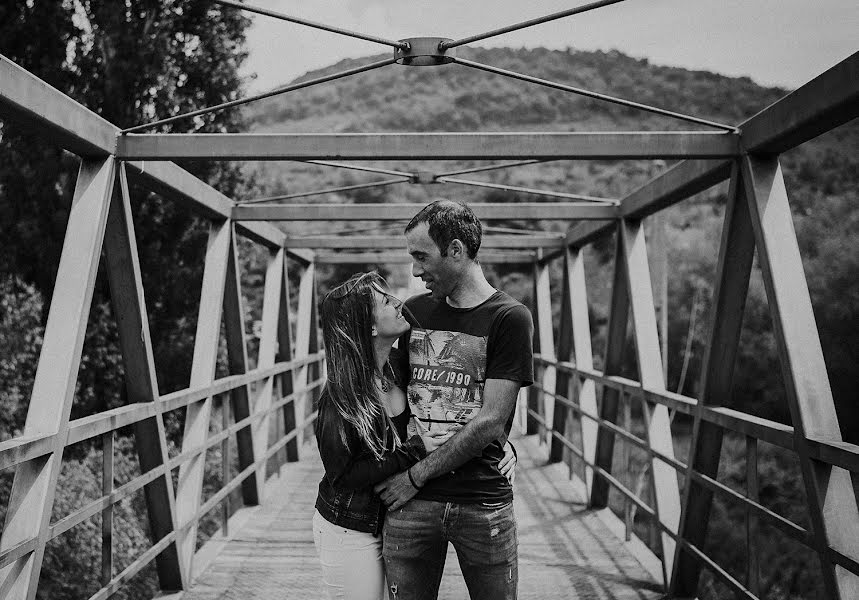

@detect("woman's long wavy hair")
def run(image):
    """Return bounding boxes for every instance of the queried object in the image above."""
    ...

[321,271,402,460]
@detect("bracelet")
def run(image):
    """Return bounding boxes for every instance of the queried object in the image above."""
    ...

[407,466,423,490]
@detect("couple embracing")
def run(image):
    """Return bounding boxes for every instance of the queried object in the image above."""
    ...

[312,200,534,600]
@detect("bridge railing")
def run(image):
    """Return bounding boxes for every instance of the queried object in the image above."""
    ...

[0,54,329,600]
[528,354,859,597]
[522,51,859,600]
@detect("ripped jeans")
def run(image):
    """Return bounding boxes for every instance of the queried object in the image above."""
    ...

[382,498,517,600]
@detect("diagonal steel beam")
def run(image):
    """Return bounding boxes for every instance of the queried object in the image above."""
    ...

[213,0,408,50]
[303,161,415,178]
[440,0,627,49]
[241,178,409,204]
[435,160,547,177]
[123,57,397,133]
[438,176,618,203]
[451,56,736,132]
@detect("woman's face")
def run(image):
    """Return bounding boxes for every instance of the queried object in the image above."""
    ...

[372,286,410,339]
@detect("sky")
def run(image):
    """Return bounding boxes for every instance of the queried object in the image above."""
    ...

[239,0,858,94]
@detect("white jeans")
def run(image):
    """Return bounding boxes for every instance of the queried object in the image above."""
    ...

[312,509,387,600]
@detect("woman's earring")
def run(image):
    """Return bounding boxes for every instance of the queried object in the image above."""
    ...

[371,326,378,337]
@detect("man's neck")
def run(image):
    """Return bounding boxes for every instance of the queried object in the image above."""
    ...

[446,264,496,309]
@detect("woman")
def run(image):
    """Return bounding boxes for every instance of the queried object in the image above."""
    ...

[313,271,445,600]
[312,272,514,600]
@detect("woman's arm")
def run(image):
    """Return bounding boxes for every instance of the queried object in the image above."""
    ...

[316,406,427,491]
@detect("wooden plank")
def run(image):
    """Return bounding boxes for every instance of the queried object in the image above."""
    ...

[590,227,628,509]
[222,225,259,505]
[0,158,115,600]
[314,251,535,264]
[620,218,680,586]
[117,132,741,161]
[175,220,232,577]
[671,164,754,595]
[549,252,573,462]
[741,51,859,153]
[104,163,184,588]
[740,155,859,599]
[282,234,564,249]
[234,203,617,222]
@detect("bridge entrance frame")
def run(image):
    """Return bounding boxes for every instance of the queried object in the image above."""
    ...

[0,6,857,599]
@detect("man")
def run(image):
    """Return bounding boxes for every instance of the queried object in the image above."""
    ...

[375,199,534,600]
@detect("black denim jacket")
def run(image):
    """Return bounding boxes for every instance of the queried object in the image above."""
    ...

[314,391,426,535]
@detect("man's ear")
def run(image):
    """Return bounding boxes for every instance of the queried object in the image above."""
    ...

[448,239,465,259]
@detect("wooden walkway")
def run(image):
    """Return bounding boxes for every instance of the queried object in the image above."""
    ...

[176,432,663,600]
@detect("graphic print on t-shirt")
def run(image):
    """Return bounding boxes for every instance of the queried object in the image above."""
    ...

[407,328,487,437]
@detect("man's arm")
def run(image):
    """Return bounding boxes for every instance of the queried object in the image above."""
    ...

[374,378,520,509]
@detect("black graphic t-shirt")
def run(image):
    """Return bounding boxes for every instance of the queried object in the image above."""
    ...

[396,290,534,503]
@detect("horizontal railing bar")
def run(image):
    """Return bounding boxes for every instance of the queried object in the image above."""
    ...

[212,0,408,50]
[48,381,321,543]
[679,539,758,600]
[528,409,657,520]
[116,132,742,161]
[186,411,318,531]
[828,545,859,577]
[86,532,175,600]
[80,406,322,600]
[535,356,799,451]
[805,437,859,473]
[452,56,736,132]
[536,384,687,473]
[48,457,166,540]
[0,433,55,472]
[159,354,323,413]
[0,537,38,571]
[688,470,811,546]
[67,403,158,447]
[437,176,619,203]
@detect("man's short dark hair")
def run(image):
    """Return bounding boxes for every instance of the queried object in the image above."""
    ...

[405,200,482,259]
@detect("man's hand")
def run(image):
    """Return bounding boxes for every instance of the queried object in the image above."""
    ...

[499,441,517,484]
[374,470,420,510]
[420,429,456,453]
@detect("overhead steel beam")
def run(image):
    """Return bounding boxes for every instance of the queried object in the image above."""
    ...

[232,203,618,221]
[0,55,303,259]
[740,51,859,154]
[115,132,741,161]
[0,55,116,157]
[314,251,536,264]
[283,234,564,249]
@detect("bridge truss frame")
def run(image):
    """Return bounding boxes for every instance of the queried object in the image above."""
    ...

[0,4,857,599]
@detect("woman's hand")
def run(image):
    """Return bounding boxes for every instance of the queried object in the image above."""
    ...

[499,441,517,483]
[420,429,455,453]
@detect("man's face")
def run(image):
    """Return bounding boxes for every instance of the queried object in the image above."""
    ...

[406,222,457,300]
